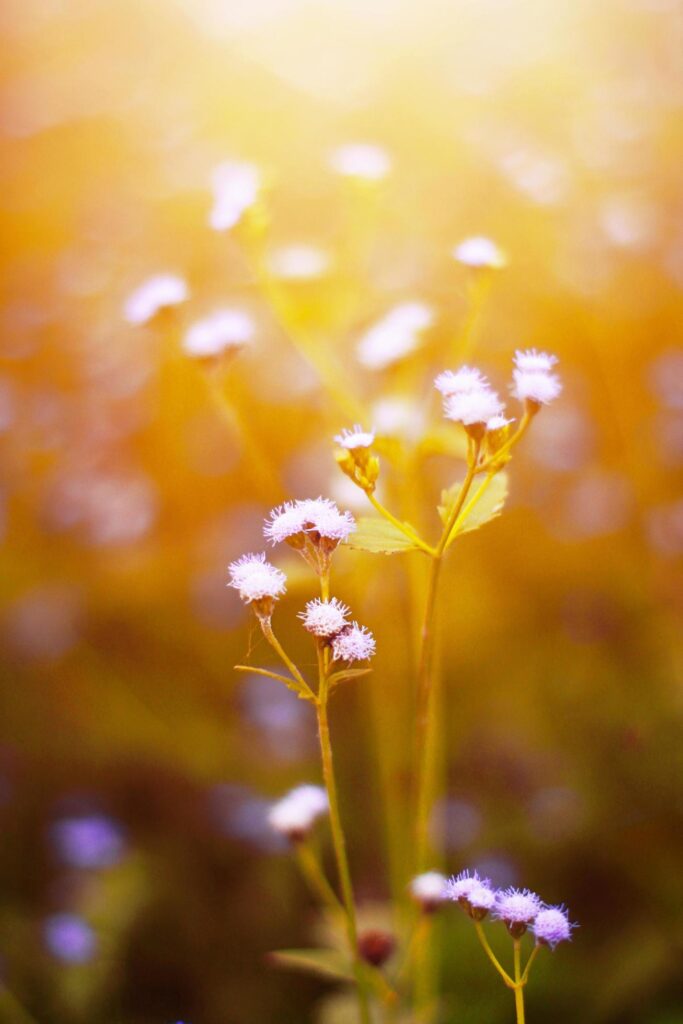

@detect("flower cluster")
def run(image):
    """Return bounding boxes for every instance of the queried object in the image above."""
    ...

[511,349,563,408]
[267,785,328,842]
[299,598,375,663]
[264,497,356,575]
[446,870,575,947]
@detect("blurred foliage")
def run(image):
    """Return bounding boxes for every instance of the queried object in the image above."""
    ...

[1,0,683,1021]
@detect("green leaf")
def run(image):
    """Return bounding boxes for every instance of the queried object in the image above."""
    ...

[234,665,316,702]
[345,517,421,554]
[268,948,353,982]
[327,668,372,694]
[438,472,509,548]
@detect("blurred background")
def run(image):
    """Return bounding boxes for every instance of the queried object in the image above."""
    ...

[1,0,683,1021]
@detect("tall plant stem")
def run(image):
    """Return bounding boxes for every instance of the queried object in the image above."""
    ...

[295,842,344,917]
[513,939,526,1024]
[474,922,515,987]
[259,620,317,702]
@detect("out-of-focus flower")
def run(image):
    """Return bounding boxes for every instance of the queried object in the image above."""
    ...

[4,585,81,662]
[209,160,261,232]
[182,309,254,360]
[43,914,97,964]
[512,350,562,407]
[46,470,158,548]
[267,245,331,281]
[358,929,396,967]
[331,622,376,662]
[329,143,392,181]
[532,906,575,949]
[453,236,507,269]
[51,814,125,869]
[372,397,425,443]
[123,274,188,325]
[494,888,542,937]
[267,784,328,842]
[409,872,447,912]
[499,147,569,206]
[443,387,504,427]
[335,426,376,451]
[435,366,489,396]
[227,553,286,619]
[356,302,434,371]
[299,597,350,638]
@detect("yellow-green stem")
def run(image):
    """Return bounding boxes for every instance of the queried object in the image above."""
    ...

[474,922,515,988]
[476,407,534,475]
[367,492,436,556]
[295,842,344,917]
[455,271,493,362]
[514,939,526,1024]
[520,943,539,985]
[0,986,40,1024]
[260,620,317,701]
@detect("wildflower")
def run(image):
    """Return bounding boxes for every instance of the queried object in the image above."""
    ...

[123,274,188,325]
[209,160,260,232]
[299,597,350,638]
[409,871,447,913]
[494,887,543,937]
[445,870,497,920]
[227,552,286,621]
[335,426,376,451]
[453,236,507,269]
[329,143,392,181]
[435,366,488,397]
[264,502,308,549]
[267,784,328,842]
[335,427,379,493]
[331,622,376,663]
[512,349,562,408]
[358,930,396,967]
[443,387,505,428]
[297,498,356,547]
[182,309,254,361]
[264,499,355,575]
[486,414,514,432]
[267,245,331,281]
[51,814,125,869]
[357,302,433,371]
[532,905,575,949]
[44,914,97,964]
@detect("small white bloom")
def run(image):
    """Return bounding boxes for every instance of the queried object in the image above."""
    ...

[329,143,392,181]
[297,498,356,542]
[453,236,507,269]
[209,160,260,232]
[267,245,331,281]
[409,872,447,908]
[372,397,425,443]
[227,552,286,604]
[264,502,308,546]
[267,784,328,840]
[331,622,376,662]
[486,414,514,432]
[299,597,350,638]
[444,388,504,426]
[183,309,254,359]
[123,274,188,325]
[357,302,433,372]
[514,349,559,373]
[335,426,376,451]
[512,368,562,405]
[434,366,489,397]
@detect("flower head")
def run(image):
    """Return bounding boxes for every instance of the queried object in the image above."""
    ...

[209,160,261,232]
[357,302,433,371]
[453,236,507,269]
[494,887,543,937]
[331,622,376,663]
[514,349,558,373]
[434,366,489,396]
[299,597,350,638]
[183,309,254,360]
[264,502,308,547]
[445,870,497,920]
[443,387,505,427]
[335,426,376,451]
[123,274,188,325]
[532,905,575,949]
[267,784,328,841]
[330,143,392,181]
[486,414,514,432]
[409,872,447,912]
[298,498,356,543]
[227,552,286,619]
[512,350,562,407]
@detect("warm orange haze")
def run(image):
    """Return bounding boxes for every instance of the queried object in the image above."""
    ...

[1,1,682,1022]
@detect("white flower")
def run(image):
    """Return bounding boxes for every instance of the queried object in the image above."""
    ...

[486,414,514,432]
[267,245,331,281]
[409,872,447,908]
[297,498,356,542]
[329,143,392,181]
[335,426,375,450]
[264,502,308,545]
[209,160,260,232]
[123,274,188,325]
[444,388,504,426]
[372,397,425,443]
[331,622,376,662]
[357,302,433,371]
[434,366,489,397]
[227,552,286,605]
[514,349,558,373]
[512,368,562,405]
[299,597,350,638]
[267,784,328,840]
[453,236,507,269]
[182,309,254,359]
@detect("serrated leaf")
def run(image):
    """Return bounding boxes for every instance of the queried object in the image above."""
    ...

[268,948,353,982]
[345,517,420,554]
[438,472,509,548]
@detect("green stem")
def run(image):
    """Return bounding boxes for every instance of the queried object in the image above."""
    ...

[295,841,344,917]
[474,922,515,988]
[520,944,539,985]
[514,939,526,1024]
[259,620,317,702]
[367,493,436,556]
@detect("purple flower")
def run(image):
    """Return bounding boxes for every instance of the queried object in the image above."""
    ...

[494,887,542,937]
[51,814,125,869]
[44,914,96,963]
[532,905,575,949]
[444,870,498,920]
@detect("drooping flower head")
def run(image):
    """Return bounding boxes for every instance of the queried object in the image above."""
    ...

[512,349,562,408]
[123,274,189,325]
[445,870,497,920]
[494,887,543,937]
[299,597,350,638]
[227,552,286,620]
[532,905,575,949]
[183,309,254,361]
[329,143,392,181]
[331,622,376,663]
[267,784,328,842]
[409,872,448,913]
[209,160,261,232]
[453,236,507,269]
